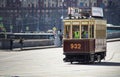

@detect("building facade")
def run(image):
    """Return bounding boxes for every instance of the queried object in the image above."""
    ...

[1,0,118,33]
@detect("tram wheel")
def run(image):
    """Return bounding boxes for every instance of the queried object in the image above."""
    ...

[70,61,73,64]
[90,54,95,63]
[97,55,101,63]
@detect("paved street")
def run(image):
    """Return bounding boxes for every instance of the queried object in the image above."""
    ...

[0,41,120,77]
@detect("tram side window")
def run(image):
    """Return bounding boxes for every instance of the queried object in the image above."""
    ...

[72,25,80,38]
[65,26,70,38]
[90,25,94,38]
[81,25,88,38]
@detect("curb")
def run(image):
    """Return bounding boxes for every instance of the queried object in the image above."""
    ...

[107,38,120,42]
[13,45,57,51]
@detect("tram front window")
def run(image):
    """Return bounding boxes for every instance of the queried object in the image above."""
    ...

[72,25,80,38]
[81,25,88,38]
[64,25,70,38]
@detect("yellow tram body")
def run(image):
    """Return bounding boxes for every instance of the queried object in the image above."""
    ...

[63,18,107,63]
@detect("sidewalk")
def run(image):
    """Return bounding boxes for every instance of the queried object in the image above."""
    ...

[13,45,57,51]
[107,38,120,42]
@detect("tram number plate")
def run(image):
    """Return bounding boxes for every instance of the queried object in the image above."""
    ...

[70,43,81,49]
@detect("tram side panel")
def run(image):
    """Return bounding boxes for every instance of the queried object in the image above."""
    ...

[95,39,106,52]
[94,20,107,59]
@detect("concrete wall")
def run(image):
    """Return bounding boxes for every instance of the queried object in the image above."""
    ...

[0,39,54,49]
[0,39,11,49]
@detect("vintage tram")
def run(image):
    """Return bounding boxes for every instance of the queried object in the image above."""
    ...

[63,8,107,63]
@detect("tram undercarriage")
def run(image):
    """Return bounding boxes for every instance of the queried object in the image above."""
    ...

[63,52,106,64]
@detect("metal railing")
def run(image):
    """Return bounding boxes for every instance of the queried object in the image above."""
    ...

[107,32,120,39]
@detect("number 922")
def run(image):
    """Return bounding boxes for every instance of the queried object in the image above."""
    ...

[70,43,81,49]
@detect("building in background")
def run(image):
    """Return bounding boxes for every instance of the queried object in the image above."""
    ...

[106,0,120,25]
[0,0,6,7]
[0,0,119,33]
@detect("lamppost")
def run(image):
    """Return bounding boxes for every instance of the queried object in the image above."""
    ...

[60,0,64,31]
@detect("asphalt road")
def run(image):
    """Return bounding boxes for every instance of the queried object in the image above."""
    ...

[0,41,120,77]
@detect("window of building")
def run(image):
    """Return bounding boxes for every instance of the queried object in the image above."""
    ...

[52,4,54,7]
[80,2,84,7]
